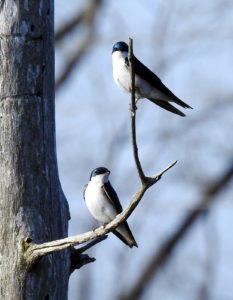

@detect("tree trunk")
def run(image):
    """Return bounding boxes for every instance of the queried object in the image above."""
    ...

[0,1,70,299]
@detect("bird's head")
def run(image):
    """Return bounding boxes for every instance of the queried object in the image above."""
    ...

[90,167,110,183]
[112,41,128,54]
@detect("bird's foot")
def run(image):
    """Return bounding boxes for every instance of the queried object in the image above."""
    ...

[92,226,99,232]
[92,223,108,232]
[129,104,137,116]
[102,223,108,228]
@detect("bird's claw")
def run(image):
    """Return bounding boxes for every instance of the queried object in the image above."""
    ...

[92,227,98,232]
[92,223,108,233]
[129,104,137,115]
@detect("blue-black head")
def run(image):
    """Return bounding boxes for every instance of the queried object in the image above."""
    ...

[90,167,110,180]
[112,41,128,53]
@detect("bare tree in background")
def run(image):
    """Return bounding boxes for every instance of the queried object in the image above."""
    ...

[53,1,233,300]
[55,0,103,90]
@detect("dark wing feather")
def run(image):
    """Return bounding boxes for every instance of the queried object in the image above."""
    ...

[148,98,185,117]
[112,228,138,248]
[103,182,138,248]
[133,55,192,109]
[102,182,123,214]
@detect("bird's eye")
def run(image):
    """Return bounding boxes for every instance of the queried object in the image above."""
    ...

[112,45,119,53]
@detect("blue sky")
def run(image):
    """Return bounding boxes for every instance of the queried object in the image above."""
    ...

[55,1,233,299]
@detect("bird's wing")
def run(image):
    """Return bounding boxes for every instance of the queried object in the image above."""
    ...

[148,98,186,117]
[83,184,88,201]
[112,227,138,248]
[102,182,123,214]
[133,55,192,108]
[133,56,178,99]
[102,182,138,248]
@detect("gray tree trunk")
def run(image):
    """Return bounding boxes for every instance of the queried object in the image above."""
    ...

[0,1,70,299]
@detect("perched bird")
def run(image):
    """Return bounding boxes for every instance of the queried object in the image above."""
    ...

[84,167,137,248]
[112,41,193,117]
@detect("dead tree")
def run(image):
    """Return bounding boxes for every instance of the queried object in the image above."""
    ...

[0,1,70,299]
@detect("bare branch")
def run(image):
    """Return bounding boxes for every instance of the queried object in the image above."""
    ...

[24,185,146,264]
[119,160,233,300]
[55,0,103,91]
[128,38,177,186]
[151,160,177,183]
[76,235,108,254]
[25,153,175,265]
[128,38,146,184]
[55,12,84,42]
[70,236,108,272]
[55,0,103,42]
[55,36,92,90]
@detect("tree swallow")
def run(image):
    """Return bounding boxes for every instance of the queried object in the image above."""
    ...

[112,41,193,117]
[84,167,138,248]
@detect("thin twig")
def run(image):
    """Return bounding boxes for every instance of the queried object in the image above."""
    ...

[55,35,92,90]
[55,0,103,42]
[55,0,103,91]
[76,235,108,253]
[55,12,84,42]
[128,38,146,184]
[128,38,176,185]
[150,160,177,184]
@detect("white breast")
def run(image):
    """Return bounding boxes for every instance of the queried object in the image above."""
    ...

[112,51,131,93]
[85,179,117,224]
[112,51,150,100]
[112,52,172,102]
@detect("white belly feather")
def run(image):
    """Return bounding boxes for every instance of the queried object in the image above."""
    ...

[112,51,131,93]
[85,182,117,224]
[112,51,171,102]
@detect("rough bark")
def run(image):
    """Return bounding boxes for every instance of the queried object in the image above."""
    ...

[0,1,70,299]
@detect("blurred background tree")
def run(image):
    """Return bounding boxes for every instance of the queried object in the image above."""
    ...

[55,0,233,299]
